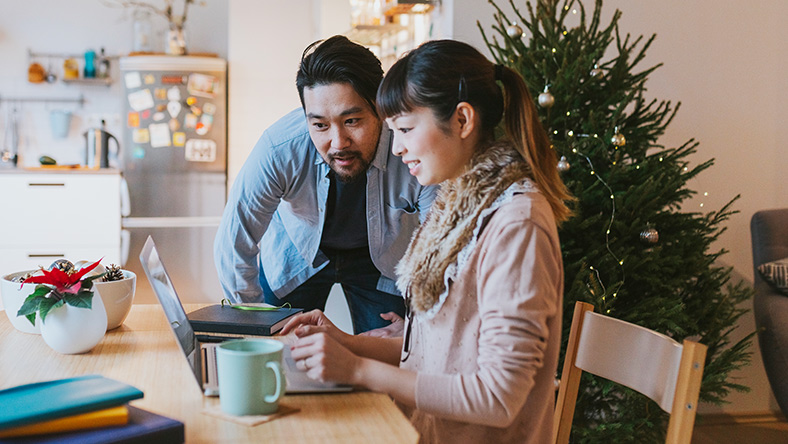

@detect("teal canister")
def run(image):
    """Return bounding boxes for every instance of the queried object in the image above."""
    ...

[84,50,96,78]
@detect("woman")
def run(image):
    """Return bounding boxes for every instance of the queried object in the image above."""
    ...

[280,39,573,443]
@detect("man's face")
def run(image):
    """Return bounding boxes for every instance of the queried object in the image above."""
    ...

[303,83,382,182]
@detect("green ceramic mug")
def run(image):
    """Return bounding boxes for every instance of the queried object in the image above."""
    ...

[216,339,285,416]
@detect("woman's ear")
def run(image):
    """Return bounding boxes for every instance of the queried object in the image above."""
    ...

[454,102,478,139]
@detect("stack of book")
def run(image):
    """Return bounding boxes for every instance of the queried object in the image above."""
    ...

[0,375,184,443]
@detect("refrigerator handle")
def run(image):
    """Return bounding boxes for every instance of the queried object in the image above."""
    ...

[120,175,131,217]
[120,229,130,267]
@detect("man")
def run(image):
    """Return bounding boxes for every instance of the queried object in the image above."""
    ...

[214,36,437,334]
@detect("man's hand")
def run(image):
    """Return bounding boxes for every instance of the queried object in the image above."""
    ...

[359,312,404,338]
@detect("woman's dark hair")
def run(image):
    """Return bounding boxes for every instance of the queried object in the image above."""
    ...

[296,35,383,113]
[377,39,572,223]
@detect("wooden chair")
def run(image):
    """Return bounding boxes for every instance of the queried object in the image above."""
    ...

[553,302,707,444]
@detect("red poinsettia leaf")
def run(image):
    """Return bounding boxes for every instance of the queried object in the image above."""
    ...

[18,274,48,286]
[19,268,68,288]
[71,258,104,281]
[48,267,76,288]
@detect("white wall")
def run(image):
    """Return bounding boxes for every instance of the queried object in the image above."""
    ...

[462,0,788,415]
[0,0,228,166]
[227,0,364,186]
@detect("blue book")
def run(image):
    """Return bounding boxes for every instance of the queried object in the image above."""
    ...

[0,406,184,444]
[0,375,144,430]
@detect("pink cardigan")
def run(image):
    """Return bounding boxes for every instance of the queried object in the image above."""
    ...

[399,191,563,444]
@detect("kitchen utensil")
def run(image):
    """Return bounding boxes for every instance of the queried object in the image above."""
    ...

[1,105,19,167]
[49,110,72,139]
[46,61,57,83]
[84,120,120,168]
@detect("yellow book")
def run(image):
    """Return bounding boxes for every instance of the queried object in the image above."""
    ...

[0,405,129,438]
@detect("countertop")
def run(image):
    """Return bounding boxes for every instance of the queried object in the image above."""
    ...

[0,167,121,175]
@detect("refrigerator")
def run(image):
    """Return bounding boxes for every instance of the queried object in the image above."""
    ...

[119,56,227,304]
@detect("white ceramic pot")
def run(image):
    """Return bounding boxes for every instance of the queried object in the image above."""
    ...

[93,270,136,330]
[1,271,41,334]
[40,293,108,354]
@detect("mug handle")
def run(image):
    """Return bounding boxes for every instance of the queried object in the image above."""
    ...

[265,361,283,403]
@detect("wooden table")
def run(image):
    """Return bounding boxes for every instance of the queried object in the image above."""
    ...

[0,304,419,444]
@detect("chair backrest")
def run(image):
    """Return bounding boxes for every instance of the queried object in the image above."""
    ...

[553,302,707,444]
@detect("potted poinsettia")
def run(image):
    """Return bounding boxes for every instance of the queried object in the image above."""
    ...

[16,259,109,354]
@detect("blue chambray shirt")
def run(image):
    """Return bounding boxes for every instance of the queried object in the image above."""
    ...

[214,108,438,303]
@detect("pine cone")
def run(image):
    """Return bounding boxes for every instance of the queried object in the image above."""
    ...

[103,264,124,282]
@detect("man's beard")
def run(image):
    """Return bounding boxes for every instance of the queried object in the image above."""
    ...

[328,151,371,183]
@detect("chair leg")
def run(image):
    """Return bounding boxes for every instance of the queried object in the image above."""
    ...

[665,340,707,444]
[553,302,594,444]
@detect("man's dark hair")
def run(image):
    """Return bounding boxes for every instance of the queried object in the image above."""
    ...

[296,35,383,113]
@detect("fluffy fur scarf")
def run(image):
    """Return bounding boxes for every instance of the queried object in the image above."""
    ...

[395,142,533,314]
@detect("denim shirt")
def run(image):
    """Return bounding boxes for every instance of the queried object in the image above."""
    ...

[214,108,438,303]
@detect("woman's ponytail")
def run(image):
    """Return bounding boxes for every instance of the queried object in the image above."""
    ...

[498,65,573,224]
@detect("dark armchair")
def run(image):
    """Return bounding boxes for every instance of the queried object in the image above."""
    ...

[750,208,788,418]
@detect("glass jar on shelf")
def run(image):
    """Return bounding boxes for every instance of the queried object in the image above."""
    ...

[132,10,154,53]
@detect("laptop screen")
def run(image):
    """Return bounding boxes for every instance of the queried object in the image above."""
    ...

[139,235,203,387]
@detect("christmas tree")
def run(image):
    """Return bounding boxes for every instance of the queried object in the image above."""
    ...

[480,0,753,442]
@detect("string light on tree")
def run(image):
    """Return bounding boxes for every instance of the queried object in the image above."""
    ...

[590,63,603,77]
[506,23,523,39]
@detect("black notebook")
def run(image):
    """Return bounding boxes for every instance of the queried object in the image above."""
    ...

[188,304,303,336]
[0,406,184,444]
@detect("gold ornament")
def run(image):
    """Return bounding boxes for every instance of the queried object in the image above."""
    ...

[640,227,659,244]
[538,87,555,108]
[611,126,626,147]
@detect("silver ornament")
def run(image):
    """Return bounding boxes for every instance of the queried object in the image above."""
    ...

[611,132,626,147]
[557,155,571,172]
[640,227,659,244]
[49,259,75,274]
[538,91,555,108]
[506,24,523,39]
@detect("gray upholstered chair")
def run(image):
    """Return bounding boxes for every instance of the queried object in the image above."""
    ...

[750,208,788,418]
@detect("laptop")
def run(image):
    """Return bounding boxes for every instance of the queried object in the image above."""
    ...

[139,235,352,396]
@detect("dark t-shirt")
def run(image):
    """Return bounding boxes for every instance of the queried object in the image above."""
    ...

[320,172,368,250]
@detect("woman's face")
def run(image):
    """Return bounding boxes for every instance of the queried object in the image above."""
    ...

[386,106,475,186]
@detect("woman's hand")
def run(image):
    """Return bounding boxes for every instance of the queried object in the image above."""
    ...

[278,309,342,339]
[290,331,362,384]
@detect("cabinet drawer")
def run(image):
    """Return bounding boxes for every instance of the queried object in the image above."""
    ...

[0,247,122,279]
[0,174,120,248]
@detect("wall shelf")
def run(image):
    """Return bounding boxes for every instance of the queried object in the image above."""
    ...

[28,48,116,87]
[28,49,121,61]
[61,77,113,87]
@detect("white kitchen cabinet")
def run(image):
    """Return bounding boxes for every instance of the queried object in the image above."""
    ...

[0,171,121,278]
